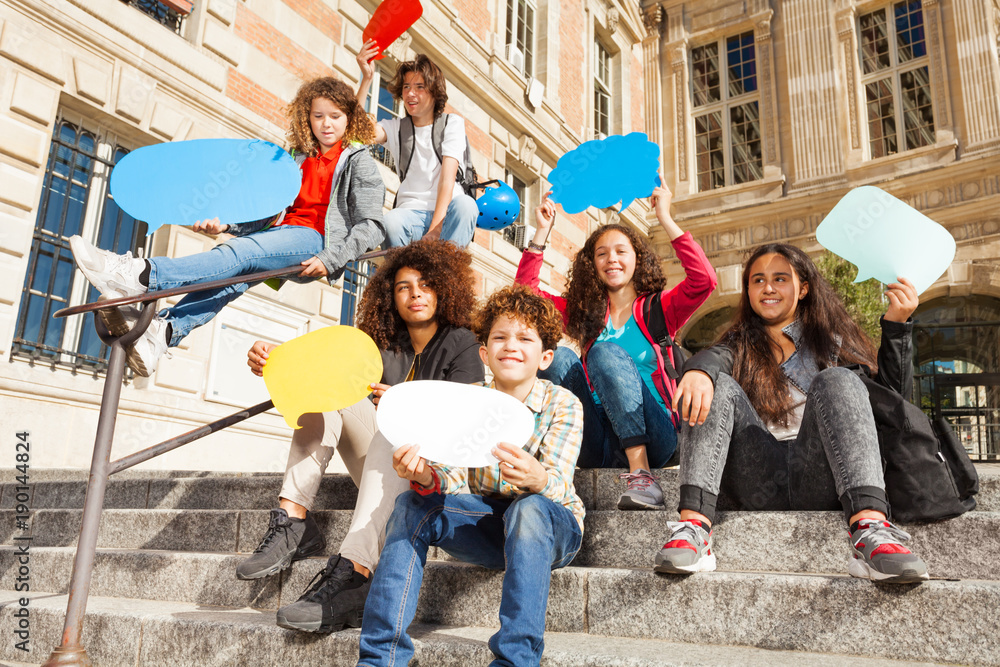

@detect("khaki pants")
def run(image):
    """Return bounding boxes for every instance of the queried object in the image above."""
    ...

[278,399,409,572]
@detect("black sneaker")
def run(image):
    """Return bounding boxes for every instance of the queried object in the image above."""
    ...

[235,508,325,580]
[276,554,370,634]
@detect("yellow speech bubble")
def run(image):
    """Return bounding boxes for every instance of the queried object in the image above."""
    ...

[263,326,383,429]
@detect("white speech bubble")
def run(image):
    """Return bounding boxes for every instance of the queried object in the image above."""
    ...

[376,381,535,468]
[816,186,956,295]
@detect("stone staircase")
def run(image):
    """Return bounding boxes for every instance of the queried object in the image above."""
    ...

[1,467,998,666]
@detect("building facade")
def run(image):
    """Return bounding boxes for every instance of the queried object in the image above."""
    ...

[644,0,1000,459]
[0,0,653,471]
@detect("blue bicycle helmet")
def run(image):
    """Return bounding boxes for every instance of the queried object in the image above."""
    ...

[476,181,521,230]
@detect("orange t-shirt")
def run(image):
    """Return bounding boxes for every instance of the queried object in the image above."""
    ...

[279,143,344,237]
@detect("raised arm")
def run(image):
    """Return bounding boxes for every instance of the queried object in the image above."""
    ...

[355,39,387,145]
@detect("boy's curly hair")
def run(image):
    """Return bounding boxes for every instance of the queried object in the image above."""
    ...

[564,224,666,348]
[474,284,564,352]
[355,240,475,352]
[388,54,448,118]
[286,77,376,156]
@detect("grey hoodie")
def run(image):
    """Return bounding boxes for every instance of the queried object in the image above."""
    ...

[228,144,386,282]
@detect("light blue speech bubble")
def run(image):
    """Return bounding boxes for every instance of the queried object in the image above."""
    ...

[816,186,956,295]
[548,133,660,214]
[110,138,301,235]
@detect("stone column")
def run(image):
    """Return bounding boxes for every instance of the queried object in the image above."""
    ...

[782,0,844,183]
[642,3,665,148]
[953,0,1000,150]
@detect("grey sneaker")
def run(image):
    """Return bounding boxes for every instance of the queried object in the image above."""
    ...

[848,518,929,584]
[654,520,716,574]
[235,508,326,580]
[125,316,170,377]
[617,469,665,510]
[276,555,370,634]
[69,235,147,300]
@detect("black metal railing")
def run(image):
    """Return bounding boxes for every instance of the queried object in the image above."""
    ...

[120,0,187,34]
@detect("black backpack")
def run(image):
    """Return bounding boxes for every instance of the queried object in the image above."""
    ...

[396,114,479,202]
[640,291,687,381]
[857,372,979,523]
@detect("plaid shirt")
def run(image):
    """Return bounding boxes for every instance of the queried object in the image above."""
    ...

[416,378,586,530]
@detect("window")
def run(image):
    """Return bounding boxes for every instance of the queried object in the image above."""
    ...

[858,1,934,158]
[690,31,762,191]
[365,68,402,170]
[12,119,145,373]
[340,259,377,327]
[594,40,611,139]
[120,0,188,34]
[502,170,529,248]
[506,0,536,77]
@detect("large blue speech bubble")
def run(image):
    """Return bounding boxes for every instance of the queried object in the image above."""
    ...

[110,138,301,235]
[548,133,660,214]
[816,186,956,295]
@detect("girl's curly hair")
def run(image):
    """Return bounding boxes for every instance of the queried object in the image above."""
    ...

[473,284,564,352]
[721,243,879,425]
[356,240,475,352]
[564,224,666,347]
[388,54,448,118]
[286,77,376,157]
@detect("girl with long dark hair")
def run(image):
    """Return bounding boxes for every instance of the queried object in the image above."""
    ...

[516,186,717,510]
[655,242,929,583]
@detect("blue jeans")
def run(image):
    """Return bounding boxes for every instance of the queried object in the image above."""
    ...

[147,225,323,346]
[540,344,677,468]
[357,491,582,667]
[383,194,477,248]
[678,369,889,524]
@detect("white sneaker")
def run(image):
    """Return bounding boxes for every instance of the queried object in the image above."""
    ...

[95,296,141,338]
[69,235,147,300]
[126,317,170,377]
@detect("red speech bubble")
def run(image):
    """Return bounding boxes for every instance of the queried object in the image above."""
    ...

[362,0,423,61]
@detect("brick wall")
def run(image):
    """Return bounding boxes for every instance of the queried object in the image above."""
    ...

[558,0,585,136]
[631,47,644,134]
[283,0,343,41]
[226,69,289,128]
[453,0,491,42]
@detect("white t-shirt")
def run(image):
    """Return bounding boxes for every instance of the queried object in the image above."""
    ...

[379,115,466,210]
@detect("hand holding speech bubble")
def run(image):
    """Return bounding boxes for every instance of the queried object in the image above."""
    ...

[110,139,301,235]
[263,326,383,429]
[376,381,535,468]
[548,133,660,214]
[816,186,956,295]
[362,0,423,60]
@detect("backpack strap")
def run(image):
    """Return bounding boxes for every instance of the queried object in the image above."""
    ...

[641,292,683,381]
[397,115,416,182]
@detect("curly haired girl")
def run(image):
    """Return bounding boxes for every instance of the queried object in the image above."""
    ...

[241,239,485,634]
[69,76,385,377]
[516,185,717,510]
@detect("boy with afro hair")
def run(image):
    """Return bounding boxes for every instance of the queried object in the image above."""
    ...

[357,284,585,667]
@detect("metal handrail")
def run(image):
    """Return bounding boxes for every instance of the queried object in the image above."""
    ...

[41,251,386,666]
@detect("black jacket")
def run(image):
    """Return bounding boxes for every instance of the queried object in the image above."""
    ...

[379,325,484,387]
[683,316,913,397]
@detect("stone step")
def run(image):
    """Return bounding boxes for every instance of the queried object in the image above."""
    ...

[0,591,953,667]
[4,508,997,581]
[0,548,997,664]
[7,467,1000,512]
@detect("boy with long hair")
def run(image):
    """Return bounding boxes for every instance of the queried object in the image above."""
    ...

[355,43,477,248]
[357,285,584,667]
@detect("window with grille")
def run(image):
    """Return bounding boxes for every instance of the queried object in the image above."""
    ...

[340,259,377,327]
[858,1,934,159]
[691,31,762,191]
[120,0,188,34]
[12,118,146,374]
[365,68,402,170]
[502,170,529,248]
[594,40,611,139]
[505,0,536,77]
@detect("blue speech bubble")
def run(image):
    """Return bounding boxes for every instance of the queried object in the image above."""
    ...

[816,186,956,295]
[110,138,301,235]
[548,133,660,214]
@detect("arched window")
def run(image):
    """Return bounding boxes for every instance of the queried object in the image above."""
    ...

[680,306,735,354]
[913,295,1000,461]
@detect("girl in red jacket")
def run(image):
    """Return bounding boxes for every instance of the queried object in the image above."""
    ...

[515,185,717,510]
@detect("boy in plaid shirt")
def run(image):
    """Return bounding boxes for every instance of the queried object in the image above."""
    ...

[357,285,584,667]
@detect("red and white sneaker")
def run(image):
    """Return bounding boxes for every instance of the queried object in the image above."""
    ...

[848,518,929,584]
[654,520,716,574]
